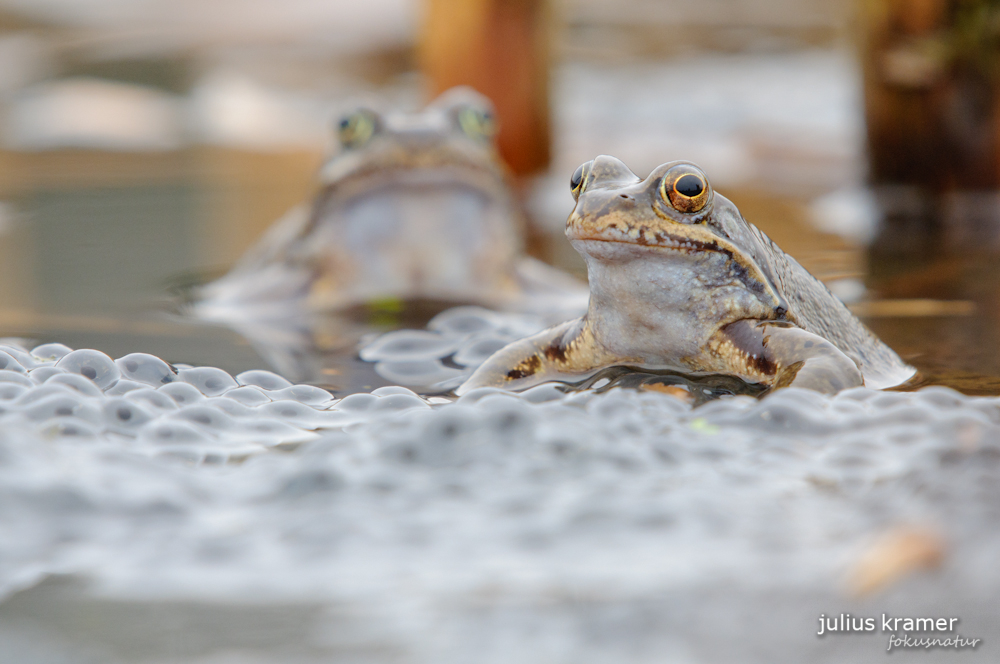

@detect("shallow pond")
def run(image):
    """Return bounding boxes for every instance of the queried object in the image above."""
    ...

[1,51,998,663]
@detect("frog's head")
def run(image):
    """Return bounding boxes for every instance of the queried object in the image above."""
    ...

[564,156,790,363]
[303,88,523,308]
[319,87,504,186]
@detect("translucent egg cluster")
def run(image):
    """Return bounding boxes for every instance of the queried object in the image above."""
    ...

[360,306,549,388]
[2,338,999,662]
[0,341,435,463]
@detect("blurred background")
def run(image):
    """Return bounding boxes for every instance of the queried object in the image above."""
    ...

[0,0,997,390]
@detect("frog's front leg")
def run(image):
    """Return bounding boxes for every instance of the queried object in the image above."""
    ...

[711,319,864,394]
[455,318,620,395]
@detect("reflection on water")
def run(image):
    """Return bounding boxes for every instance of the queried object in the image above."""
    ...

[866,252,1000,395]
[0,146,322,374]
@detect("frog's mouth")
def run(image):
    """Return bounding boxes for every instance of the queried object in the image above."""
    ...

[567,218,741,262]
[303,164,515,240]
[319,140,506,191]
[325,162,508,199]
[569,231,787,314]
[576,231,724,255]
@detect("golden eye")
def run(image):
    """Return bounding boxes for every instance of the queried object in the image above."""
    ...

[660,165,710,214]
[458,105,497,141]
[570,160,592,201]
[337,109,377,149]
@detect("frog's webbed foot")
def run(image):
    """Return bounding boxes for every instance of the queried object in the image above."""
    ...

[455,318,616,395]
[714,320,864,394]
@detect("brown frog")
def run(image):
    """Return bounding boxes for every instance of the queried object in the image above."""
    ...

[190,88,584,385]
[457,156,916,395]
[197,87,583,320]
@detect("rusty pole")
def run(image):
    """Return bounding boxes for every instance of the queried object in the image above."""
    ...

[419,0,552,176]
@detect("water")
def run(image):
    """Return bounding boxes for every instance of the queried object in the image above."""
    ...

[1,50,999,662]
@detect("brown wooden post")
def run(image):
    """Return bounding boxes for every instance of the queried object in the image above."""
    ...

[419,0,552,176]
[860,0,1000,253]
[861,0,945,187]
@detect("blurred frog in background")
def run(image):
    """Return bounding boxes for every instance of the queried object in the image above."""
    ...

[191,87,585,386]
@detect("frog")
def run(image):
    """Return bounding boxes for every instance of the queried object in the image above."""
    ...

[456,156,916,396]
[195,86,585,322]
[189,87,586,386]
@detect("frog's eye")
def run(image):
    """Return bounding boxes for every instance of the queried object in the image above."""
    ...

[660,165,711,214]
[457,105,497,141]
[570,161,592,201]
[337,108,378,149]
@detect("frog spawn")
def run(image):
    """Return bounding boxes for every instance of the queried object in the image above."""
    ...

[4,337,1000,661]
[2,364,1000,662]
[359,305,770,399]
[359,306,551,389]
[0,341,433,463]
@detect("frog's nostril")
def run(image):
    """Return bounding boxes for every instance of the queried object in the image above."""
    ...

[620,194,629,199]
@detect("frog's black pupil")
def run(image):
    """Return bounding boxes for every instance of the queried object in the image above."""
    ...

[675,174,704,198]
[570,165,585,190]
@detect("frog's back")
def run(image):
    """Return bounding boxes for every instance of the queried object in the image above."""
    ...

[751,224,915,389]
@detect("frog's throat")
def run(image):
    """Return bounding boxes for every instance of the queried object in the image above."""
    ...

[569,218,788,316]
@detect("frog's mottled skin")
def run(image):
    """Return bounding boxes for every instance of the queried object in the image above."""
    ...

[197,87,584,320]
[458,156,915,395]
